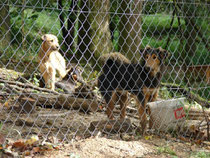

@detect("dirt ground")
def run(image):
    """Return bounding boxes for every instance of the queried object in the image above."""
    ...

[0,68,209,157]
[36,135,210,158]
[0,99,209,158]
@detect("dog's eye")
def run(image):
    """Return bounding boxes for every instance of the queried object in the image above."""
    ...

[145,55,149,59]
[152,54,157,59]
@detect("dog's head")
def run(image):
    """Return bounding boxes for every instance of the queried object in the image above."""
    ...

[63,64,83,83]
[41,34,60,52]
[142,45,169,75]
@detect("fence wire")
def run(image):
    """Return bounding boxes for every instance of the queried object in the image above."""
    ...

[0,0,209,143]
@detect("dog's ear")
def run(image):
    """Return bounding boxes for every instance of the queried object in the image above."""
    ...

[139,48,145,55]
[142,45,151,58]
[158,47,169,59]
[145,45,151,50]
[41,35,46,41]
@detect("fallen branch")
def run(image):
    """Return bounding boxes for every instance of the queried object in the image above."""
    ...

[0,83,14,94]
[201,106,210,141]
[185,106,210,120]
[0,92,10,96]
[161,83,210,108]
[1,76,99,112]
[89,119,133,134]
[18,93,99,112]
[0,78,59,95]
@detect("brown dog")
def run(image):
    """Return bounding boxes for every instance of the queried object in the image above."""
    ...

[98,47,168,134]
[38,34,66,90]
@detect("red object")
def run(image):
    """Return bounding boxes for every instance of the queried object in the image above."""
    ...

[174,107,185,119]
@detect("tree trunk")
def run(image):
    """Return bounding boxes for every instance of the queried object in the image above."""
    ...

[0,0,10,49]
[58,0,78,58]
[77,0,91,63]
[77,0,113,68]
[182,1,197,65]
[21,0,26,50]
[118,0,142,62]
[177,0,198,84]
[67,0,78,51]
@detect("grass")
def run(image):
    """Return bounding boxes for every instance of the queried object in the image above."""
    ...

[190,151,210,158]
[157,147,210,158]
[142,14,185,36]
[10,8,61,44]
[141,14,209,65]
[157,146,177,156]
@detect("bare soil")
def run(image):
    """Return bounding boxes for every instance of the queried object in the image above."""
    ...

[0,68,209,157]
[35,135,210,158]
[0,99,209,158]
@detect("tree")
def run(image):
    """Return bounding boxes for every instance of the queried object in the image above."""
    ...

[77,0,113,67]
[181,0,197,65]
[58,0,78,58]
[0,0,10,49]
[118,0,142,61]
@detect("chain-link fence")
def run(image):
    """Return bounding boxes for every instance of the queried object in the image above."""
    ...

[0,0,209,143]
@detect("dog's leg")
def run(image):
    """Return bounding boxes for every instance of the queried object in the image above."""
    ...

[106,92,117,120]
[98,74,117,119]
[118,91,128,120]
[136,100,147,135]
[137,92,150,135]
[41,66,52,90]
[48,66,56,91]
[39,63,54,90]
[39,64,48,89]
[57,61,66,79]
[57,67,66,79]
[42,72,49,88]
[53,53,66,79]
[151,88,159,102]
[148,88,159,129]
[148,107,153,129]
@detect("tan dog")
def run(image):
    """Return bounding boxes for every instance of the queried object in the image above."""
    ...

[38,34,66,90]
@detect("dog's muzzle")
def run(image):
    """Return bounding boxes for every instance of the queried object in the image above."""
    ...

[51,45,60,50]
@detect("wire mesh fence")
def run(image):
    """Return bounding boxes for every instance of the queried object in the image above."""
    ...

[0,0,209,143]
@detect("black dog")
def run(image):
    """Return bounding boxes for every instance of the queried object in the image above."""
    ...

[98,46,168,134]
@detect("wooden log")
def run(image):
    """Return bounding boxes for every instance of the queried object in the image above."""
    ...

[18,93,98,112]
[89,119,133,134]
[115,104,137,114]
[0,78,59,95]
[161,83,210,108]
[185,105,210,121]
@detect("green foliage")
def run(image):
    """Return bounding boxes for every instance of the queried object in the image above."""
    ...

[142,1,173,14]
[10,7,61,44]
[3,7,62,64]
[142,14,185,36]
[191,83,210,101]
[6,5,209,65]
[10,0,57,8]
[35,10,61,36]
[159,87,173,99]
[140,14,209,65]
[157,146,177,156]
[190,151,210,158]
